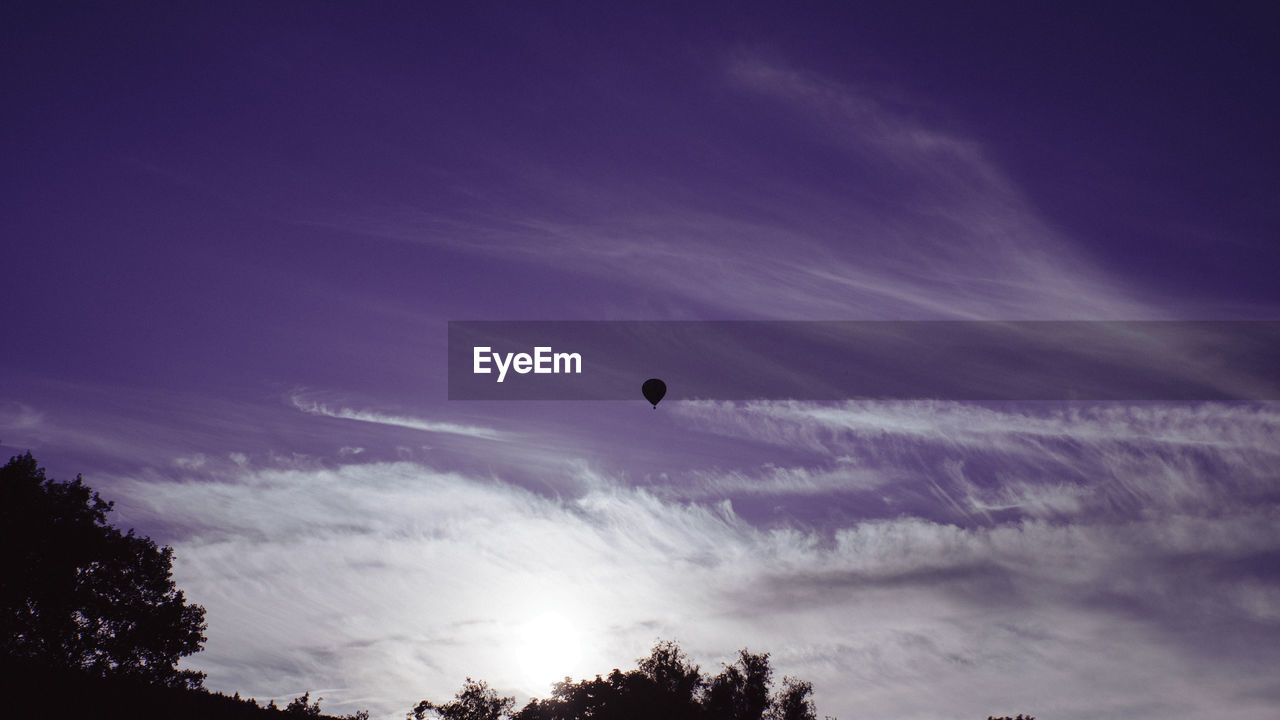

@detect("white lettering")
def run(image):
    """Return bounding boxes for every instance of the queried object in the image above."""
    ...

[493,351,513,382]
[554,352,581,374]
[473,346,582,382]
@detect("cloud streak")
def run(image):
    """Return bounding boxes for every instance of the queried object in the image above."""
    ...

[672,400,1280,522]
[290,395,507,441]
[109,433,1280,720]
[307,53,1176,325]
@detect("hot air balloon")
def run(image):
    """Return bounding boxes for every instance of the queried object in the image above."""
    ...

[642,378,666,408]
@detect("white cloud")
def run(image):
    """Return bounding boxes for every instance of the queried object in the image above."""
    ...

[669,461,894,500]
[111,448,1280,720]
[677,400,1280,452]
[0,401,45,433]
[674,401,1280,516]
[290,395,506,441]
[304,53,1173,324]
[175,453,209,470]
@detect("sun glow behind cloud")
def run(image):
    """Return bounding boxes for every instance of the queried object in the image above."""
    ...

[104,395,1280,720]
[513,611,587,690]
[3,8,1278,720]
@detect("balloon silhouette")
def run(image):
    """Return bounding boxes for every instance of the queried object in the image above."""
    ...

[642,378,667,408]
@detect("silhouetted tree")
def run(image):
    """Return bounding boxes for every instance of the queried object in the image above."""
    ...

[510,643,702,720]
[639,640,703,700]
[705,650,772,720]
[518,672,627,720]
[286,690,324,716]
[0,452,207,688]
[506,641,833,720]
[412,677,515,720]
[767,677,816,720]
[636,639,705,720]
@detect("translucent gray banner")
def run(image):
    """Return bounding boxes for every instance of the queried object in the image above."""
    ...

[447,321,1280,401]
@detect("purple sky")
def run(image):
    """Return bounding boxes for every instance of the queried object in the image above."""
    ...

[3,3,1280,719]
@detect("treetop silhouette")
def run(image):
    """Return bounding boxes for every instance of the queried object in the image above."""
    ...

[0,451,207,688]
[413,678,515,720]
[416,641,827,720]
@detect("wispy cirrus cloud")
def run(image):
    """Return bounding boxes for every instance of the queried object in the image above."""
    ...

[670,400,1280,523]
[306,53,1173,324]
[108,452,1280,720]
[677,400,1280,453]
[289,394,506,441]
[0,401,45,434]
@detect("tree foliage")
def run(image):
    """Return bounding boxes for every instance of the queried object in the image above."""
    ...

[767,677,816,720]
[0,452,207,688]
[286,691,325,717]
[413,677,515,720]
[705,649,772,720]
[421,641,828,720]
